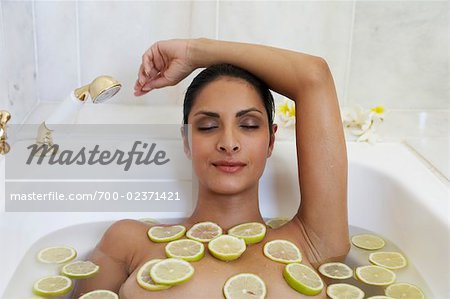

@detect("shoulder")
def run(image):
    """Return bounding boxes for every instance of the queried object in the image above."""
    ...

[97,219,152,263]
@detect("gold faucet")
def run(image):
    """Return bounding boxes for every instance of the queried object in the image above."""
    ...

[0,110,11,154]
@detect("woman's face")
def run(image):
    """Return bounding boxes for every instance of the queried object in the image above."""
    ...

[185,77,276,195]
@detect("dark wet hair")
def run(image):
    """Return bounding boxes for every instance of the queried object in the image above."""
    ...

[183,63,275,134]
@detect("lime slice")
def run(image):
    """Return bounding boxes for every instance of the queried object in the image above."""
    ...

[138,218,160,225]
[369,252,407,270]
[186,221,223,243]
[61,260,99,279]
[147,225,186,243]
[326,283,365,299]
[208,235,246,261]
[78,289,119,299]
[263,240,302,264]
[355,265,396,286]
[351,234,385,250]
[385,283,425,299]
[265,217,290,229]
[136,259,171,291]
[283,263,324,295]
[37,246,77,264]
[228,222,267,245]
[223,273,267,299]
[150,258,195,285]
[165,239,205,262]
[32,275,73,297]
[318,262,353,279]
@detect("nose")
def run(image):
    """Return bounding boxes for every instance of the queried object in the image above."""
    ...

[217,127,240,153]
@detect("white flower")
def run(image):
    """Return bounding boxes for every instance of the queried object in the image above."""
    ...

[275,99,296,128]
[342,105,386,143]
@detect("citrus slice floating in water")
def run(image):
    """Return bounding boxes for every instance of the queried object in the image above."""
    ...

[326,283,365,299]
[78,289,119,299]
[32,275,73,297]
[355,265,396,286]
[61,260,99,279]
[318,262,353,280]
[283,263,324,295]
[186,221,223,243]
[208,235,246,261]
[147,225,186,243]
[385,282,425,299]
[150,258,194,285]
[263,240,302,264]
[136,259,171,291]
[165,239,205,262]
[265,217,290,229]
[223,273,267,299]
[138,218,160,225]
[37,246,77,264]
[228,222,267,244]
[369,251,407,270]
[351,234,385,250]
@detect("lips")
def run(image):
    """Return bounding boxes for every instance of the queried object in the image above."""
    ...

[212,160,247,173]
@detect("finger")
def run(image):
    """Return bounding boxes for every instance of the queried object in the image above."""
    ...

[137,65,148,86]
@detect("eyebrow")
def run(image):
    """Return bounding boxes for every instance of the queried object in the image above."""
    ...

[193,108,263,118]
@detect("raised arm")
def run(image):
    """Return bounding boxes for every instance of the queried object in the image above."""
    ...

[135,38,349,261]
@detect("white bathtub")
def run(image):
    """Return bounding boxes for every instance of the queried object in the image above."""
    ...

[0,108,448,298]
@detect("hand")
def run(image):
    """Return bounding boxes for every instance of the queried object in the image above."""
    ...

[134,39,195,96]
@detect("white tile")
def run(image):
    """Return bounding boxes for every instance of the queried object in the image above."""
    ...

[2,1,38,124]
[348,1,449,109]
[78,1,216,106]
[218,1,354,107]
[34,1,78,102]
[0,1,8,111]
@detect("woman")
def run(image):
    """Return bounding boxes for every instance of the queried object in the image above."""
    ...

[73,38,349,298]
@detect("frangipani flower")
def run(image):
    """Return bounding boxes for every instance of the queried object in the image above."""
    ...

[342,105,386,144]
[276,99,296,128]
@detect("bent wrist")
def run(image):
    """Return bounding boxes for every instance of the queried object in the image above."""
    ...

[188,38,222,68]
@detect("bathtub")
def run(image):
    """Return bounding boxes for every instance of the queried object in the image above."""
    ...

[0,107,448,298]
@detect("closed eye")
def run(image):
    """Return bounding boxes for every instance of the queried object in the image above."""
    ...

[197,126,218,131]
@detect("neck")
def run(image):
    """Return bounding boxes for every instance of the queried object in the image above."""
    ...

[185,184,264,231]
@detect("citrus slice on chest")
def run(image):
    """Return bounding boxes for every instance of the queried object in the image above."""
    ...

[263,240,302,264]
[165,239,205,262]
[223,273,267,299]
[228,222,267,244]
[186,221,223,242]
[147,225,186,243]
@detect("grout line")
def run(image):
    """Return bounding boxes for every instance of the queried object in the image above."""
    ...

[31,0,40,105]
[215,0,220,39]
[342,0,356,107]
[75,0,81,87]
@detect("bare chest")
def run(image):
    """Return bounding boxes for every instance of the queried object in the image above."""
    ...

[119,227,326,298]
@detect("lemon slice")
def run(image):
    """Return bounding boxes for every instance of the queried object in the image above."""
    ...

[355,265,396,286]
[61,260,99,279]
[136,259,171,291]
[138,218,160,225]
[147,225,186,243]
[208,235,246,261]
[165,239,205,262]
[283,263,324,295]
[351,234,385,250]
[385,283,425,299]
[37,246,77,264]
[326,283,365,299]
[78,289,119,299]
[369,252,407,270]
[32,275,73,297]
[265,217,290,229]
[223,273,267,299]
[150,258,195,285]
[186,221,223,242]
[228,222,267,245]
[263,240,302,264]
[318,262,353,279]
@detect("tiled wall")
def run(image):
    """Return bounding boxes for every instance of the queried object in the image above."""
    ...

[0,1,448,124]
